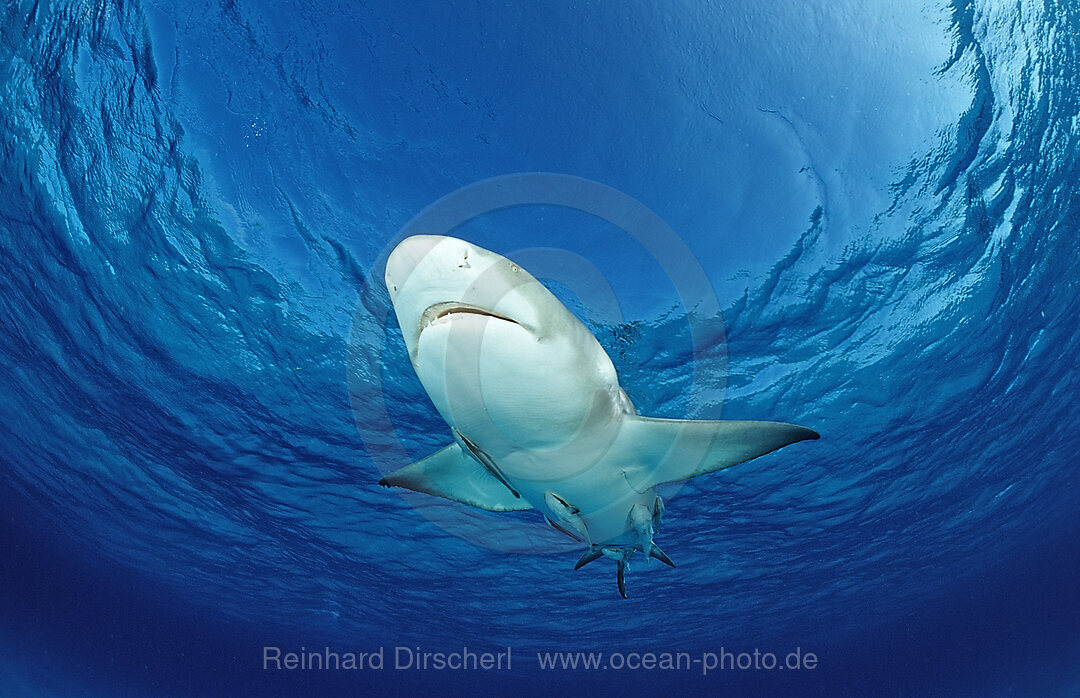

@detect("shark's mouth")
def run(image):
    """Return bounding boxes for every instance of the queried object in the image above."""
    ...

[418,302,522,335]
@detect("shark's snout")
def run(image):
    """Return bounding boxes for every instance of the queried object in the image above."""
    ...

[385,235,442,298]
[385,235,472,298]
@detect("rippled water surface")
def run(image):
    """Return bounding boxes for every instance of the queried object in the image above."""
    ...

[1,1,1078,695]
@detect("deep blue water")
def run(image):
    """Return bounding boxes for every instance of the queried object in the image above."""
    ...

[2,0,1079,695]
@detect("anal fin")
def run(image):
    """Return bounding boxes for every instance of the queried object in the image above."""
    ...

[649,544,676,568]
[574,547,603,570]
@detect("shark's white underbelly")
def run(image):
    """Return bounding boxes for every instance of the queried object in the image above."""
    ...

[380,234,819,597]
[496,447,659,547]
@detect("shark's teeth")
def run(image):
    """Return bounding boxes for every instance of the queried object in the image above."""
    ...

[418,301,521,332]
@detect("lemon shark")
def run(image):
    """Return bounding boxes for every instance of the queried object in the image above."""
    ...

[379,235,818,597]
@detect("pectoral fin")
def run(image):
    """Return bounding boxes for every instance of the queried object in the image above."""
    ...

[617,416,819,491]
[452,427,521,498]
[379,444,532,512]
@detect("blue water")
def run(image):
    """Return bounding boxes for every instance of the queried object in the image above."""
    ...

[2,0,1079,695]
